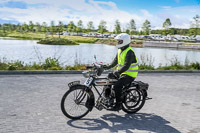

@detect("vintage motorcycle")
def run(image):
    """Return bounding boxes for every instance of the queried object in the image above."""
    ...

[61,63,151,119]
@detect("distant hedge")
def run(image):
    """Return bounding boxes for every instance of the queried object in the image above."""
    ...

[37,37,79,45]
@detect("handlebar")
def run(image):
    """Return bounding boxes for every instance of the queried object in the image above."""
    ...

[86,66,93,69]
[86,63,103,69]
[85,63,104,76]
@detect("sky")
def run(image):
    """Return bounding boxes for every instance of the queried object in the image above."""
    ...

[0,0,200,31]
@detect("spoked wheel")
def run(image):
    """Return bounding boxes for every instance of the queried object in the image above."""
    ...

[61,88,90,119]
[122,89,146,113]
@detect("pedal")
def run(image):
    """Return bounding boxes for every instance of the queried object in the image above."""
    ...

[146,97,152,100]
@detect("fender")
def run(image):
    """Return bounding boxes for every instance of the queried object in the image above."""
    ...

[142,89,148,98]
[131,81,149,90]
[130,81,148,98]
[69,84,95,111]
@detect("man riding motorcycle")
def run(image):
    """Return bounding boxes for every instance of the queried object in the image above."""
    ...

[104,33,139,111]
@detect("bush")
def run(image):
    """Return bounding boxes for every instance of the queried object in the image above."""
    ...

[37,37,79,45]
[131,40,143,44]
[0,57,200,71]
[41,57,62,70]
[63,36,97,43]
[7,61,24,70]
[191,62,200,70]
[139,64,155,70]
[31,62,42,70]
[95,39,117,45]
[65,64,86,70]
[0,62,8,70]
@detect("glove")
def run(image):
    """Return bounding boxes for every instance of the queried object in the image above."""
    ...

[113,71,120,79]
[103,65,109,70]
[108,71,120,79]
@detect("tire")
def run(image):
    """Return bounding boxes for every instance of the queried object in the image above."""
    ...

[122,89,146,114]
[61,87,90,119]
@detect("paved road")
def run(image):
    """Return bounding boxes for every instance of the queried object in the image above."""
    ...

[0,73,200,133]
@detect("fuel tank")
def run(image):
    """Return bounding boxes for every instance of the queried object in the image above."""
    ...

[94,78,117,86]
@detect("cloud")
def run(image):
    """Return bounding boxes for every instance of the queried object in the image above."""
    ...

[141,9,153,17]
[156,5,200,28]
[0,0,199,30]
[161,6,171,10]
[0,0,144,31]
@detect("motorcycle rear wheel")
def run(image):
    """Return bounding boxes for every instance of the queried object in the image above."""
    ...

[122,89,146,113]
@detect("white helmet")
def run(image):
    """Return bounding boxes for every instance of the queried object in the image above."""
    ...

[114,33,131,48]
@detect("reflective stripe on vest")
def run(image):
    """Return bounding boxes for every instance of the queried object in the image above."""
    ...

[117,46,138,78]
[127,70,139,72]
[117,64,138,68]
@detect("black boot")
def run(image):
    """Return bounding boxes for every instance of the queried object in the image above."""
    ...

[107,102,122,111]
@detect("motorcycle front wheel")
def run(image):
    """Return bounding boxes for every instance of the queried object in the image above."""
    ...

[61,87,90,119]
[122,89,146,114]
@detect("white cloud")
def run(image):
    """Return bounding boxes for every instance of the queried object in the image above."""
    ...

[0,0,199,30]
[141,9,153,18]
[0,0,144,31]
[161,6,171,10]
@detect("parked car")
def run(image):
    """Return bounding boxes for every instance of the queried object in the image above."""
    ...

[110,34,117,38]
[102,34,109,38]
[82,33,88,37]
[196,35,200,42]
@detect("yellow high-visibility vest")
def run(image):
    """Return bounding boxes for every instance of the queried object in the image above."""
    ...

[117,46,138,78]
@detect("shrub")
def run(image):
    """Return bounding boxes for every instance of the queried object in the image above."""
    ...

[65,64,86,70]
[191,62,200,70]
[37,37,79,45]
[139,64,155,70]
[0,62,8,70]
[41,57,62,70]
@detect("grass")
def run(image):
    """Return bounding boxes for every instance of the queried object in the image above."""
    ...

[4,32,99,43]
[183,43,200,46]
[37,37,79,45]
[6,32,46,40]
[62,35,98,43]
[1,57,200,71]
[2,32,142,46]
[95,38,117,45]
[0,58,63,70]
[157,62,200,70]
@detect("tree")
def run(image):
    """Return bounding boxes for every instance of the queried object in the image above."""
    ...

[142,20,151,35]
[29,21,34,32]
[21,22,28,33]
[41,22,47,37]
[16,23,21,32]
[163,18,172,35]
[35,22,41,32]
[76,20,83,33]
[50,21,55,37]
[57,21,64,38]
[41,22,47,32]
[87,21,94,32]
[67,21,76,33]
[128,19,136,35]
[191,14,200,36]
[98,20,107,34]
[2,24,8,33]
[113,19,121,34]
[163,18,172,30]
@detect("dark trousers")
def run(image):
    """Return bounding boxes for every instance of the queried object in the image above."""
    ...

[113,74,135,103]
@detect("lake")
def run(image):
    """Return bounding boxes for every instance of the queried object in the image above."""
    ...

[0,37,200,68]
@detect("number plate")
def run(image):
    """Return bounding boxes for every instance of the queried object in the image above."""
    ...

[68,81,80,87]
[84,77,93,87]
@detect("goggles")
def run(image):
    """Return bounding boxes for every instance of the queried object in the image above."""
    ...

[117,40,123,45]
